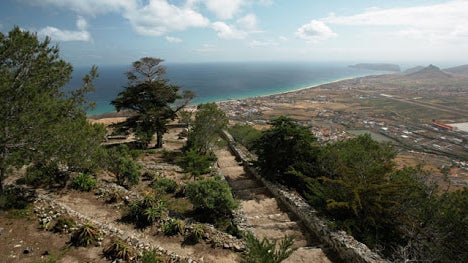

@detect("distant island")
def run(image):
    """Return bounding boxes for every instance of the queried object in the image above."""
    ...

[349,63,401,72]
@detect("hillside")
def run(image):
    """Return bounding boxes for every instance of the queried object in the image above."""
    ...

[444,64,468,76]
[405,64,452,79]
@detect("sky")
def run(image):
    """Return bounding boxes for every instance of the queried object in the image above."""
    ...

[1,0,468,67]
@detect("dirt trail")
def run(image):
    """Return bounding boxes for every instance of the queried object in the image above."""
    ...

[215,147,333,263]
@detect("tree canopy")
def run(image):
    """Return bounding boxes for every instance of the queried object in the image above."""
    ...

[253,116,320,186]
[186,103,228,155]
[0,26,105,189]
[111,57,195,148]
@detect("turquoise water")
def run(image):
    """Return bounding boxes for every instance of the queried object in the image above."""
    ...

[67,62,386,115]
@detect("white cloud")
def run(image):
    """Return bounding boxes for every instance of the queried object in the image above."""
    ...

[249,40,278,47]
[125,0,209,36]
[37,16,91,42]
[237,14,258,31]
[189,0,245,20]
[295,20,336,43]
[322,0,468,44]
[165,36,182,43]
[212,21,247,39]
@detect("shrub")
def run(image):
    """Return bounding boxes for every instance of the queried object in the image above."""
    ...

[23,162,68,187]
[242,232,296,263]
[228,124,262,150]
[103,238,134,261]
[125,194,168,228]
[183,223,205,245]
[178,149,215,179]
[152,177,178,194]
[186,177,238,221]
[52,216,76,233]
[0,185,33,210]
[70,173,97,192]
[140,249,164,263]
[162,218,185,236]
[70,223,100,247]
[106,145,141,188]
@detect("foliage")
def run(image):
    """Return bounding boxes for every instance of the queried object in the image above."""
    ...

[242,232,296,263]
[183,223,206,245]
[185,177,238,221]
[125,194,168,228]
[178,149,216,179]
[0,185,33,210]
[0,27,106,189]
[22,162,68,188]
[139,249,164,263]
[186,103,228,155]
[228,124,262,150]
[111,57,195,148]
[253,116,319,187]
[103,238,135,261]
[152,177,178,194]
[70,223,100,247]
[70,173,97,192]
[51,216,76,233]
[416,187,468,262]
[162,218,186,236]
[106,145,141,188]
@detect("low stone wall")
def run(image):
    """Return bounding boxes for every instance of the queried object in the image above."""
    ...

[222,130,389,263]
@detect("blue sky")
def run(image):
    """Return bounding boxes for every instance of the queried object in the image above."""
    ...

[1,0,467,67]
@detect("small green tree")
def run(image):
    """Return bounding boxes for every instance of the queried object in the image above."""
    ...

[186,103,228,155]
[253,116,319,186]
[111,57,195,148]
[106,145,141,188]
[186,177,238,221]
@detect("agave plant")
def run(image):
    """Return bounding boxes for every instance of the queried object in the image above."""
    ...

[70,223,100,247]
[103,238,134,261]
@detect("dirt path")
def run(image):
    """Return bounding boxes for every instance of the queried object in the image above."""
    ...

[215,147,333,263]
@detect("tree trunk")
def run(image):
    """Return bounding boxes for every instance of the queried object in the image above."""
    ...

[156,133,163,148]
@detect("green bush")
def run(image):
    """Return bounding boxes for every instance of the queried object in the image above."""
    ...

[0,185,32,210]
[228,124,262,150]
[125,194,168,228]
[186,177,238,221]
[52,216,76,233]
[162,218,185,236]
[23,162,68,187]
[183,223,206,245]
[152,177,178,194]
[178,149,215,179]
[139,249,164,263]
[70,173,97,192]
[106,145,141,188]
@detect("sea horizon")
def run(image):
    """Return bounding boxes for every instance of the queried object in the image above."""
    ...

[67,61,390,116]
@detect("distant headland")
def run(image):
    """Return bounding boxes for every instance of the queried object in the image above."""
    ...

[349,63,401,72]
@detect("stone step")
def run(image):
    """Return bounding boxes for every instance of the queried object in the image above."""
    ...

[252,228,309,247]
[241,198,285,215]
[246,212,295,225]
[232,187,269,200]
[228,178,264,190]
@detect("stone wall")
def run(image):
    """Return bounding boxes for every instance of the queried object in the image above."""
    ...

[222,130,390,263]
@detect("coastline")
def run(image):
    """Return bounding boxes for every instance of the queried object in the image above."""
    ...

[87,73,378,119]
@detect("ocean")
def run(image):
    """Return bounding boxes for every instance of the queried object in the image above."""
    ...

[67,62,384,115]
